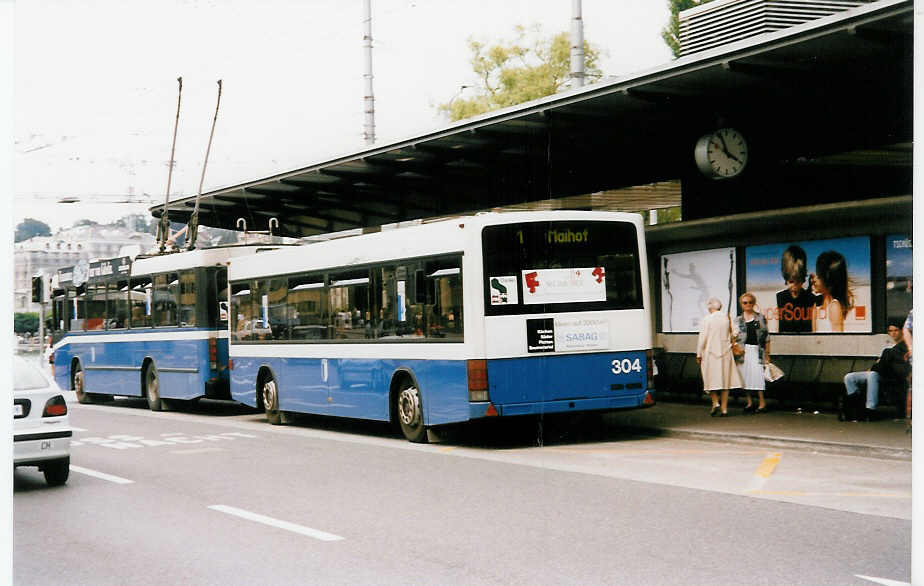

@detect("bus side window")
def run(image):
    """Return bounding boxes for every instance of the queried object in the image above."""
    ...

[86,283,106,331]
[286,274,327,341]
[153,273,178,327]
[424,257,463,340]
[328,269,370,341]
[106,280,130,329]
[70,286,86,331]
[130,277,152,328]
[215,268,229,327]
[230,282,254,341]
[178,270,197,327]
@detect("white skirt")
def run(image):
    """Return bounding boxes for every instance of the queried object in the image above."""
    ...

[738,344,765,391]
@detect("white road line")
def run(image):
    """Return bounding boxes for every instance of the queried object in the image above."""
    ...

[71,426,87,432]
[855,575,910,586]
[208,505,344,542]
[69,465,134,484]
[171,447,224,455]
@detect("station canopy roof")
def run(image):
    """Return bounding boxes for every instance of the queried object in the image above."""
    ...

[151,0,912,239]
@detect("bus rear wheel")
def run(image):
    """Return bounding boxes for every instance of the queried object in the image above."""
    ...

[396,379,427,443]
[262,377,282,425]
[144,364,163,411]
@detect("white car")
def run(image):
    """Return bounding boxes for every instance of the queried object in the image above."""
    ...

[13,356,71,486]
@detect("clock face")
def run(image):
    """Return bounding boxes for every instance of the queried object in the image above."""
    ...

[695,127,748,179]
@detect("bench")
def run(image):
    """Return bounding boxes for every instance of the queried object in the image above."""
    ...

[653,351,907,416]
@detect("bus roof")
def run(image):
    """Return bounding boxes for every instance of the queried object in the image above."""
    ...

[131,245,288,276]
[229,210,642,282]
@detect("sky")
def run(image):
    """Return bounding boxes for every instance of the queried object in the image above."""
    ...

[13,0,673,232]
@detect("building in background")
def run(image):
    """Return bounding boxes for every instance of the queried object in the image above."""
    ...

[13,225,157,313]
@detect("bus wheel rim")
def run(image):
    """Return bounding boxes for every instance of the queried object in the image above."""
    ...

[263,380,277,411]
[398,386,420,426]
[147,369,158,397]
[75,371,83,394]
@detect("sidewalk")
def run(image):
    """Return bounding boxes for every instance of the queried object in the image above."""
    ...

[603,399,912,460]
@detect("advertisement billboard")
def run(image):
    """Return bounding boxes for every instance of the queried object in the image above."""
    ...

[746,236,871,333]
[661,247,737,333]
[886,234,912,328]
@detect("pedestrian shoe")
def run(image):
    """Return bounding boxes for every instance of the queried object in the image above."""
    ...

[710,405,720,417]
[718,412,728,417]
[754,407,767,414]
[743,404,756,415]
[863,408,878,422]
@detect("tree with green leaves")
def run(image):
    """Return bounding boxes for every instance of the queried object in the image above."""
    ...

[14,313,39,334]
[438,25,603,122]
[14,218,52,242]
[661,0,717,58]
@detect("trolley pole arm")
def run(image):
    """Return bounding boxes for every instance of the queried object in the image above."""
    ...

[187,79,223,250]
[159,76,183,253]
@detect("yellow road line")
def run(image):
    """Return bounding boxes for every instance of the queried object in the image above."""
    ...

[754,453,782,479]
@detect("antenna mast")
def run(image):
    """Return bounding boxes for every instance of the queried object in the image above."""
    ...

[187,79,223,250]
[362,0,375,145]
[158,77,183,253]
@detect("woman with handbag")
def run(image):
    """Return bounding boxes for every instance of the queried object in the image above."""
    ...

[735,292,771,414]
[696,297,743,417]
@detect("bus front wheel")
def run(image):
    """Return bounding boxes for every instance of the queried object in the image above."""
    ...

[144,364,163,411]
[396,379,427,443]
[262,377,282,425]
[74,365,112,404]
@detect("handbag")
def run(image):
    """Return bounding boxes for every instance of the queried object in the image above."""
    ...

[764,362,784,383]
[729,316,745,362]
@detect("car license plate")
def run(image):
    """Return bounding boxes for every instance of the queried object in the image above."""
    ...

[13,404,23,417]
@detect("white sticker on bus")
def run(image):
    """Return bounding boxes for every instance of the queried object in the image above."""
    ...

[554,317,609,351]
[521,267,606,305]
[489,276,518,305]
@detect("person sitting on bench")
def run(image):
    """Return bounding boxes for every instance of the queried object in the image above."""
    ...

[841,320,910,420]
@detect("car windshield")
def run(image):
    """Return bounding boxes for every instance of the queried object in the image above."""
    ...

[13,359,50,390]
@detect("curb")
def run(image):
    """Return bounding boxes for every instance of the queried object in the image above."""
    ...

[623,425,912,461]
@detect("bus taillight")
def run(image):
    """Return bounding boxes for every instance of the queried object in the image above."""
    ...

[467,359,489,402]
[208,335,218,371]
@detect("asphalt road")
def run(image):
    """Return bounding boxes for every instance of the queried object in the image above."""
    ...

[14,397,911,585]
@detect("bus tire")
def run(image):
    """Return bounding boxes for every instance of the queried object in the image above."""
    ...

[396,378,427,443]
[262,375,282,425]
[144,363,163,411]
[73,364,112,404]
[42,456,70,486]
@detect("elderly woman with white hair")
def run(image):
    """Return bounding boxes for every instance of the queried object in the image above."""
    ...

[696,297,743,416]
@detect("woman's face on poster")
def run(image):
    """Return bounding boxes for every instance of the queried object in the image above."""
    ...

[785,278,804,297]
[811,273,828,296]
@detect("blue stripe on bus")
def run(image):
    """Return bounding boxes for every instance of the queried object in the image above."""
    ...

[231,350,648,426]
[53,330,227,400]
[231,358,469,426]
[486,350,649,408]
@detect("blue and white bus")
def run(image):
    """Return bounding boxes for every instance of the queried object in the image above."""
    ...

[50,245,280,410]
[228,211,655,441]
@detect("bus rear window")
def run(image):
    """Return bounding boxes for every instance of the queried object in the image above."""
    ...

[482,221,642,315]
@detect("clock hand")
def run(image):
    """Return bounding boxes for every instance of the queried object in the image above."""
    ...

[717,132,741,163]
